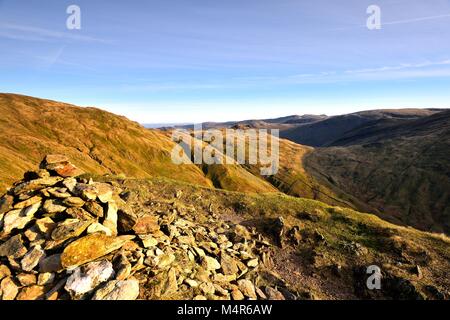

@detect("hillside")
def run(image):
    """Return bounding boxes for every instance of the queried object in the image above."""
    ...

[0,156,449,300]
[304,110,450,234]
[0,94,284,195]
[0,93,344,206]
[280,109,443,147]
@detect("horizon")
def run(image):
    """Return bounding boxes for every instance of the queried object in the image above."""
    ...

[1,0,450,122]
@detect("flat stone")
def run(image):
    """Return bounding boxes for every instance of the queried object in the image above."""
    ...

[24,226,45,242]
[43,154,69,165]
[16,285,46,300]
[220,253,239,275]
[0,264,11,280]
[45,189,70,199]
[231,288,245,300]
[237,279,257,299]
[63,197,85,207]
[54,162,83,178]
[2,202,41,235]
[94,183,114,203]
[62,178,77,193]
[51,218,93,242]
[0,195,14,214]
[139,235,158,248]
[13,177,63,194]
[16,273,37,286]
[35,217,57,237]
[65,260,115,299]
[21,246,46,272]
[103,202,118,236]
[13,196,42,209]
[66,207,94,221]
[247,258,259,268]
[0,234,28,259]
[43,199,67,214]
[202,256,221,271]
[92,279,140,300]
[84,201,104,218]
[87,222,113,236]
[184,279,199,287]
[39,254,63,273]
[74,183,98,201]
[0,277,19,300]
[61,234,135,269]
[161,268,178,296]
[38,273,55,286]
[213,273,236,283]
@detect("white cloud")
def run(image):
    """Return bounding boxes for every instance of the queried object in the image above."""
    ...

[0,23,110,43]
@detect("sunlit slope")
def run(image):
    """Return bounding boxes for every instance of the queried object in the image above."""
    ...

[0,93,212,192]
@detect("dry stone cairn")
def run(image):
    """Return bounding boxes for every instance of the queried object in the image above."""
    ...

[0,155,290,300]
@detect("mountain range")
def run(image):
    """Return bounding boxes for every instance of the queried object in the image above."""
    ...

[0,93,449,299]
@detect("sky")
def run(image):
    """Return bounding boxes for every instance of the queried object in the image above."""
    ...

[1,0,450,123]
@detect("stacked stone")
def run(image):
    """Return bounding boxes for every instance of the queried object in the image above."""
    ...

[0,155,292,300]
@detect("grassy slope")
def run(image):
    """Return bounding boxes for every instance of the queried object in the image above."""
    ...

[95,174,450,299]
[0,93,213,192]
[304,111,450,234]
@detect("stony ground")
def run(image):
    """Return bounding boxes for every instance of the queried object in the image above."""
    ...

[0,155,290,300]
[1,155,449,300]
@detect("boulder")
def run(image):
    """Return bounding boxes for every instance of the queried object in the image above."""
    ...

[237,279,257,299]
[2,202,41,235]
[103,202,118,235]
[21,246,46,272]
[92,279,140,300]
[84,201,104,218]
[0,235,28,259]
[202,256,221,271]
[0,277,19,300]
[16,285,46,300]
[51,219,93,242]
[65,260,114,299]
[0,195,14,214]
[61,234,135,268]
[87,223,113,236]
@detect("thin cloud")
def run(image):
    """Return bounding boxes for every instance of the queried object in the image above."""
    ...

[0,23,110,43]
[119,59,450,92]
[383,13,450,26]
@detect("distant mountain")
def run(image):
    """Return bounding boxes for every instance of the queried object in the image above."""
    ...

[171,114,328,131]
[304,110,450,234]
[280,109,444,147]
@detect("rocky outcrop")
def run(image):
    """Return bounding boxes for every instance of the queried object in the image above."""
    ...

[0,155,291,300]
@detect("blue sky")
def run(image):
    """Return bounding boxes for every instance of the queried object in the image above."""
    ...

[1,0,450,123]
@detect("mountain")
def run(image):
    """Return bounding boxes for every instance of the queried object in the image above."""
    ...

[304,110,450,234]
[0,94,342,204]
[0,93,213,193]
[171,114,328,131]
[1,93,448,235]
[280,109,443,147]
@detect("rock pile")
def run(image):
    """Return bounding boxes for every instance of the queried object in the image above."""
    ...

[0,155,289,300]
